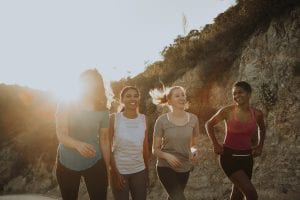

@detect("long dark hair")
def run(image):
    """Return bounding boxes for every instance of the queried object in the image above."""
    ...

[80,69,108,111]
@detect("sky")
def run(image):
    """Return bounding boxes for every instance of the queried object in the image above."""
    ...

[0,0,236,98]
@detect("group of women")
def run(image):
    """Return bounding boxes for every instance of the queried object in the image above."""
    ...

[55,68,266,200]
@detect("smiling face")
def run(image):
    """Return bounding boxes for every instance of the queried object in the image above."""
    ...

[121,88,140,111]
[168,87,187,110]
[232,86,251,106]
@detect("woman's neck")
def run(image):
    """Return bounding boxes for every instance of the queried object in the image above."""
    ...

[236,103,250,112]
[170,108,186,117]
[168,108,188,126]
[123,109,138,119]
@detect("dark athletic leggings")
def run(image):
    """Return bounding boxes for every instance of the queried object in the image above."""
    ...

[56,159,108,200]
[112,169,147,200]
[156,166,190,200]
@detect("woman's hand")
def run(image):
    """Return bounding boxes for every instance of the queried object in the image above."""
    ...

[252,145,263,157]
[165,153,182,168]
[110,169,126,190]
[75,142,96,158]
[190,147,199,162]
[213,143,224,155]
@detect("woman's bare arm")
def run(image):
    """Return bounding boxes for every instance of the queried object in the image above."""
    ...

[205,107,228,154]
[56,106,95,157]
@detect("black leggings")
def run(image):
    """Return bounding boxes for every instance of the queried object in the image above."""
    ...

[156,166,190,200]
[112,169,147,200]
[56,159,108,200]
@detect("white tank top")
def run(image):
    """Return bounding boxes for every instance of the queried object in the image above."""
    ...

[113,112,146,174]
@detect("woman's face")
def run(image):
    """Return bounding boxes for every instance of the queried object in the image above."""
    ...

[168,88,186,110]
[121,89,140,110]
[232,86,251,105]
[80,77,101,100]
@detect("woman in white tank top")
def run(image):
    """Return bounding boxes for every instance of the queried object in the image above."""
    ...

[109,86,149,200]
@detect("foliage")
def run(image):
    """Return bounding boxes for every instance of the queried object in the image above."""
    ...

[110,0,299,104]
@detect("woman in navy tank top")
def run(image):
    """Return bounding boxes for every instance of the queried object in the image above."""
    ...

[205,81,266,200]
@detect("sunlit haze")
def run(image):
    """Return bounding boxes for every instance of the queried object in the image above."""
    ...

[0,0,236,99]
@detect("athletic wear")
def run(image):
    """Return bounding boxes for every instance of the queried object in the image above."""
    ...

[153,113,199,172]
[111,112,147,200]
[56,158,108,200]
[220,147,253,178]
[157,166,190,200]
[56,103,109,171]
[55,102,109,200]
[221,106,257,178]
[224,107,257,150]
[112,112,146,174]
[111,169,147,200]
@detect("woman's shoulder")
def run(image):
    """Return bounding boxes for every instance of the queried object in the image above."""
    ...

[218,105,235,115]
[97,109,109,115]
[56,100,76,115]
[156,113,168,122]
[222,105,235,111]
[137,113,147,122]
[214,105,235,120]
[109,112,121,120]
[187,112,198,120]
[138,113,146,118]
[251,107,263,117]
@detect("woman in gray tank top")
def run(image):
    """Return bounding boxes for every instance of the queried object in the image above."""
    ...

[150,86,200,200]
[55,69,110,200]
[109,86,149,200]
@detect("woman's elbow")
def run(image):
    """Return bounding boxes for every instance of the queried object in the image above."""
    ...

[152,148,157,156]
[205,120,211,130]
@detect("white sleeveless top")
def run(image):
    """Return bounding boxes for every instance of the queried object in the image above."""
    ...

[113,112,146,174]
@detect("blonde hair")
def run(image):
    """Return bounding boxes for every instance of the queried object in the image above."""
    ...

[149,86,186,106]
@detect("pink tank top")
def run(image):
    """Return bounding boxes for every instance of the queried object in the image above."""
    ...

[224,107,257,150]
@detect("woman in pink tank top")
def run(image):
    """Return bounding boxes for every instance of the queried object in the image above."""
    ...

[205,81,266,200]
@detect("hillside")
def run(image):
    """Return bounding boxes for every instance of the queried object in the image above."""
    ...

[0,84,57,195]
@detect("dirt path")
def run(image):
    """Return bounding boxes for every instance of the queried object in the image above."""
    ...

[0,195,57,200]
